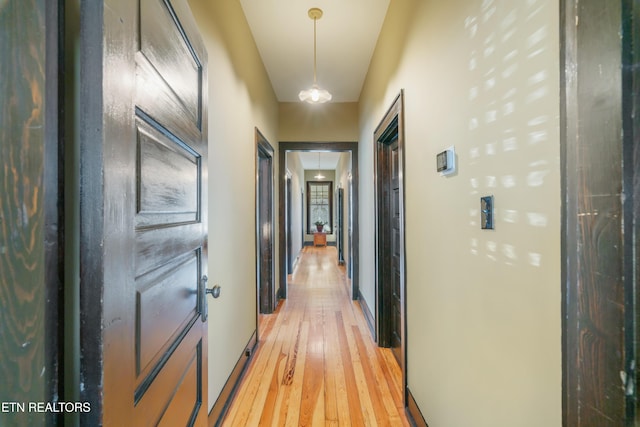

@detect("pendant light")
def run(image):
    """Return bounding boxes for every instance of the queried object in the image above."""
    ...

[314,152,325,179]
[298,8,332,104]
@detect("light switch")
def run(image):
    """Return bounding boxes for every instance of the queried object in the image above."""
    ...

[436,146,456,176]
[481,196,494,230]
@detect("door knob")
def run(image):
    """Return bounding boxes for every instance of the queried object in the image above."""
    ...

[199,275,220,322]
[206,285,221,299]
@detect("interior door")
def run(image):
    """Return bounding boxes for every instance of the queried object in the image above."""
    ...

[380,137,402,365]
[79,1,209,425]
[286,176,293,274]
[375,94,406,374]
[257,132,275,314]
[337,188,345,264]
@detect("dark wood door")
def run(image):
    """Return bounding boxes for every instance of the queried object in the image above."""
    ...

[337,188,345,264]
[257,133,274,314]
[79,1,208,425]
[389,139,402,363]
[380,137,402,365]
[286,177,293,274]
[375,93,405,376]
[348,179,353,279]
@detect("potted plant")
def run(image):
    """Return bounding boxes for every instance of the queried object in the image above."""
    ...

[314,220,325,232]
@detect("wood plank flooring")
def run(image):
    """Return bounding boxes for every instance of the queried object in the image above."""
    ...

[222,246,409,426]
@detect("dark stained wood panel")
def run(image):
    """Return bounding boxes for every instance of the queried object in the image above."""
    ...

[78,0,208,424]
[136,252,199,377]
[157,351,199,426]
[135,223,204,277]
[562,0,628,425]
[136,117,199,228]
[622,0,640,421]
[134,327,202,425]
[0,0,60,425]
[140,0,200,126]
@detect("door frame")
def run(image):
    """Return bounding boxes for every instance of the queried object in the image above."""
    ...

[373,91,407,403]
[256,129,275,315]
[286,174,293,274]
[278,142,359,300]
[561,0,638,424]
[337,187,345,265]
[1,1,62,424]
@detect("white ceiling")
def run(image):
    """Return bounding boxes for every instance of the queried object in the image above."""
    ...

[296,151,342,170]
[239,0,390,102]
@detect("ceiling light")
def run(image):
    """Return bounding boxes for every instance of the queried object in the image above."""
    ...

[314,152,325,179]
[299,8,332,104]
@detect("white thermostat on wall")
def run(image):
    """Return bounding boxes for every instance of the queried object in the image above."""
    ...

[436,146,456,176]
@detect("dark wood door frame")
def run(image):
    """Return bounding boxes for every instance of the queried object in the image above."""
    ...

[256,129,275,315]
[1,1,62,425]
[337,187,345,265]
[286,175,293,274]
[278,142,359,300]
[561,0,639,424]
[373,91,407,404]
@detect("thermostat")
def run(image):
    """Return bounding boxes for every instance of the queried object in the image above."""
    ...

[436,146,456,176]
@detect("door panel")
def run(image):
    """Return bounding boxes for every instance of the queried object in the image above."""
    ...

[133,0,207,424]
[136,251,199,378]
[140,0,200,125]
[256,137,276,314]
[384,140,402,364]
[391,143,401,359]
[337,188,345,264]
[136,115,200,228]
[79,0,208,425]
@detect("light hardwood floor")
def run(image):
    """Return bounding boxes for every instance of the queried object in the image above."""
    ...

[222,246,409,427]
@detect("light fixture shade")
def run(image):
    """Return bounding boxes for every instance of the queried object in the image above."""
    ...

[298,84,332,103]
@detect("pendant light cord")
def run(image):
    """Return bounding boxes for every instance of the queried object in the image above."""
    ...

[313,16,317,84]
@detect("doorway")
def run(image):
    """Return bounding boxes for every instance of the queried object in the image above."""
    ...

[278,142,359,300]
[374,92,407,395]
[256,129,275,315]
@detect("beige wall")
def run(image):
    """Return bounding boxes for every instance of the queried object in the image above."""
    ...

[188,0,279,412]
[279,102,359,141]
[358,0,561,425]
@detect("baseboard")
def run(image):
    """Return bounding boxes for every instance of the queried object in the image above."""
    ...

[358,289,376,340]
[406,387,429,427]
[208,330,258,426]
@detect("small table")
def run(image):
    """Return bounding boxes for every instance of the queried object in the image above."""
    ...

[313,232,326,247]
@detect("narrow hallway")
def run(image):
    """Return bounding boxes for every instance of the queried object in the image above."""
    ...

[222,247,409,426]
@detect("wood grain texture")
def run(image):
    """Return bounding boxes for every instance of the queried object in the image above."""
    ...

[621,0,640,421]
[0,1,54,425]
[222,247,409,426]
[561,0,627,425]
